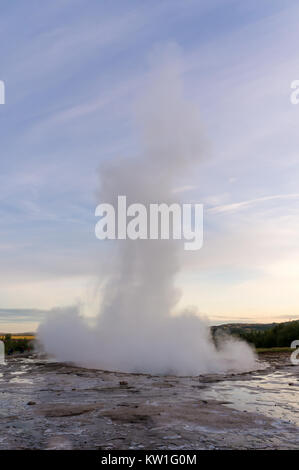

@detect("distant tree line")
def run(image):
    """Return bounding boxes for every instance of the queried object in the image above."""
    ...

[2,334,33,355]
[238,321,299,348]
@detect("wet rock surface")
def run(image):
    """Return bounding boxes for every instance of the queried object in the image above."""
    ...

[0,352,298,449]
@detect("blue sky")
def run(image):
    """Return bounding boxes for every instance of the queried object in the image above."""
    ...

[1,0,299,331]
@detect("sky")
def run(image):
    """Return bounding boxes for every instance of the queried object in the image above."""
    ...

[0,0,299,332]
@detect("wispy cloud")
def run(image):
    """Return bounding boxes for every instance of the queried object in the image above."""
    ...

[209,194,299,214]
[0,308,47,323]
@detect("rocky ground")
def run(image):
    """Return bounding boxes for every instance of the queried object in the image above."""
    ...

[0,352,298,450]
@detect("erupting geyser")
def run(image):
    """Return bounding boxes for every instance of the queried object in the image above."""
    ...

[38,50,257,375]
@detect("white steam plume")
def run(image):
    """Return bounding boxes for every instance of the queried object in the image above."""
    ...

[38,50,257,375]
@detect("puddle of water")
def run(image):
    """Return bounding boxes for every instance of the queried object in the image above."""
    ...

[9,377,33,385]
[202,370,299,426]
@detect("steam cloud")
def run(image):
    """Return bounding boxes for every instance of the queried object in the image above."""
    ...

[38,50,257,375]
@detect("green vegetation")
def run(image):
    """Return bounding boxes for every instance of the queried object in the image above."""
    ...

[212,319,299,349]
[238,321,299,348]
[2,334,34,355]
[256,347,294,353]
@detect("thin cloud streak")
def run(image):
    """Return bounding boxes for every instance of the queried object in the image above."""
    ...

[209,194,299,214]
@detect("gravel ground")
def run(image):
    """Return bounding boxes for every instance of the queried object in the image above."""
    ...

[0,352,298,449]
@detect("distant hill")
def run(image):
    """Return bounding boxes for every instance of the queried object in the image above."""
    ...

[211,322,278,335]
[0,332,35,336]
[212,320,299,348]
[212,320,299,334]
[0,333,35,340]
